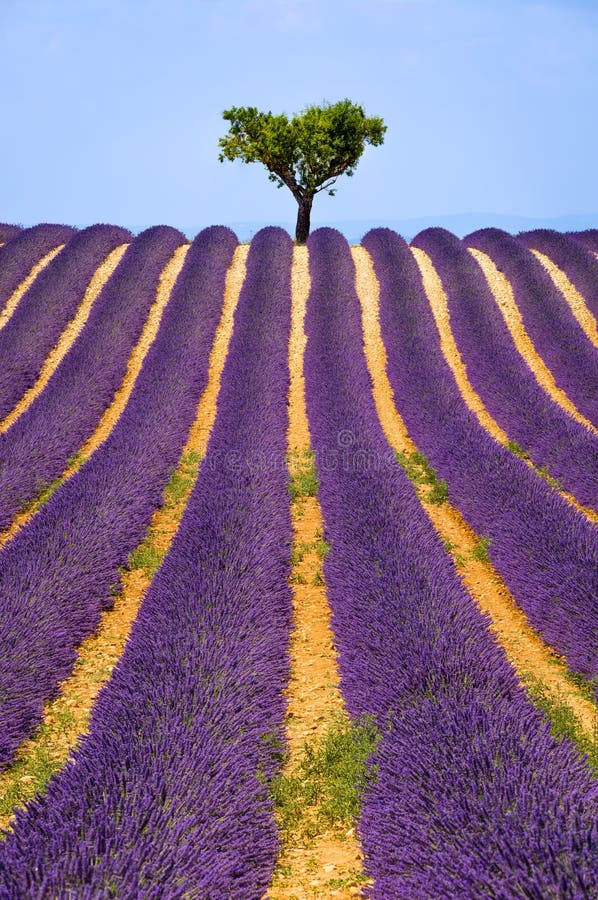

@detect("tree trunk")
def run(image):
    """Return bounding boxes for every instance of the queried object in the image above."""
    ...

[295,196,313,244]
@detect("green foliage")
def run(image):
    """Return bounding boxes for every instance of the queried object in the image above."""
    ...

[164,451,201,509]
[128,542,163,578]
[522,673,598,775]
[395,449,448,504]
[289,571,307,585]
[128,451,202,578]
[314,536,331,559]
[0,707,77,822]
[218,99,386,200]
[471,536,491,563]
[566,670,598,703]
[325,872,371,890]
[506,440,530,460]
[271,713,380,837]
[288,450,319,500]
[428,478,449,505]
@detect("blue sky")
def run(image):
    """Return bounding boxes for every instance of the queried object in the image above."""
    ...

[1,0,597,232]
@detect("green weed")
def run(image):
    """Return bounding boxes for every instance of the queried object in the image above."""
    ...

[128,542,163,578]
[271,712,380,838]
[395,450,448,504]
[506,440,530,460]
[289,572,307,585]
[522,673,598,775]
[288,450,319,501]
[471,536,491,563]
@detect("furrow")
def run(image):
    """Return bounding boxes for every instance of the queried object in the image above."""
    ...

[352,244,597,739]
[410,246,509,442]
[518,228,598,324]
[0,225,73,327]
[0,238,247,832]
[0,232,187,543]
[0,225,131,420]
[407,230,598,519]
[266,247,366,899]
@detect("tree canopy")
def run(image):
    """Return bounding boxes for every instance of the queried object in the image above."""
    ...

[218,99,386,243]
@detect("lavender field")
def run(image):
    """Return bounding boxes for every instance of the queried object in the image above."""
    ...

[0,222,596,898]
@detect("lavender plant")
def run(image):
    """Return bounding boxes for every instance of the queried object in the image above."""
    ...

[518,227,598,322]
[569,229,598,254]
[304,227,598,897]
[0,224,74,313]
[0,225,131,419]
[415,227,598,512]
[364,227,598,682]
[465,228,598,429]
[0,226,236,769]
[0,226,188,531]
[0,227,293,898]
[0,225,22,242]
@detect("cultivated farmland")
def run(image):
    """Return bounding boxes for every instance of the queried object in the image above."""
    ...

[0,222,596,898]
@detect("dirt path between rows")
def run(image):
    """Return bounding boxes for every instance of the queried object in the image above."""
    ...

[0,246,248,832]
[266,247,366,900]
[0,244,65,332]
[352,245,597,742]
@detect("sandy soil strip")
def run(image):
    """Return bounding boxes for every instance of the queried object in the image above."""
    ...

[0,245,248,833]
[352,245,597,741]
[468,247,598,436]
[0,245,189,549]
[266,247,366,899]
[411,247,598,524]
[529,249,598,349]
[0,244,65,332]
[0,244,129,434]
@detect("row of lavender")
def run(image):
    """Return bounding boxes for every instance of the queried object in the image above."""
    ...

[304,229,597,897]
[520,229,598,338]
[415,228,598,512]
[0,225,133,420]
[0,228,294,897]
[0,225,22,243]
[465,228,598,429]
[0,226,236,768]
[0,226,188,531]
[0,224,72,312]
[366,228,598,683]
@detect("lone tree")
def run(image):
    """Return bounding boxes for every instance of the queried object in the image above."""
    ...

[218,99,386,243]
